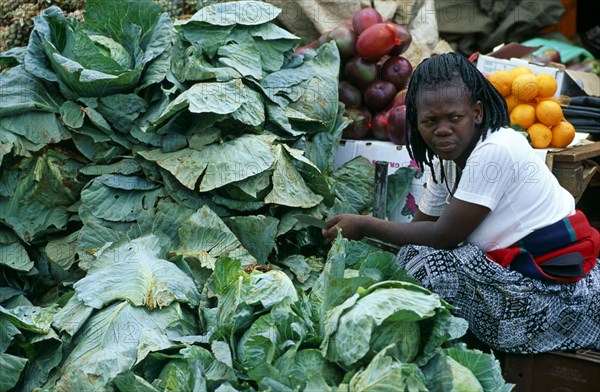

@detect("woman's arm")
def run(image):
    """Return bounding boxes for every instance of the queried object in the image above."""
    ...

[411,209,438,222]
[323,198,490,249]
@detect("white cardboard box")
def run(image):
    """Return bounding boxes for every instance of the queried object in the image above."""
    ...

[334,140,429,222]
[334,140,413,172]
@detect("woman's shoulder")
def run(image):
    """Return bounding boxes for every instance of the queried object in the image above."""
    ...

[477,127,531,155]
[485,126,528,144]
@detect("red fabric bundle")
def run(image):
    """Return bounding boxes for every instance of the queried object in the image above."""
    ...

[486,210,600,284]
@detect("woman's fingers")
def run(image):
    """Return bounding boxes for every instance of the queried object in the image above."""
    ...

[325,215,341,228]
[322,225,337,242]
[322,215,367,242]
[322,216,343,242]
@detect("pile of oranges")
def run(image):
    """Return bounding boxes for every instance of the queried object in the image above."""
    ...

[486,66,575,149]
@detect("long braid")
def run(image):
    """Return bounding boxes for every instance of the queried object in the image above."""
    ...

[405,52,509,184]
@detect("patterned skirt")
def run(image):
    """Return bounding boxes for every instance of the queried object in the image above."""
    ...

[396,243,600,354]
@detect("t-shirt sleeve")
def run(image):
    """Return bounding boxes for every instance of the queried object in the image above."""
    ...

[418,161,451,216]
[453,142,515,210]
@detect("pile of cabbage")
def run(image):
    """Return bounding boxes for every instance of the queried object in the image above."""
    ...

[0,1,512,390]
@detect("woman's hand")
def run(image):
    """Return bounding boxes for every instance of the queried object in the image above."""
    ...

[322,214,369,242]
[322,199,491,249]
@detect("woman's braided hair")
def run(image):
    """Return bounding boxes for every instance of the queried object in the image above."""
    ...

[405,52,509,184]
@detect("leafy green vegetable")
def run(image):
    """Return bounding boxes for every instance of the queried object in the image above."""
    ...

[329,156,375,216]
[139,134,277,191]
[73,234,201,310]
[0,352,28,391]
[59,301,196,386]
[0,229,33,271]
[445,344,514,392]
[421,353,483,392]
[348,347,428,391]
[188,1,281,26]
[25,0,173,98]
[172,205,257,266]
[0,149,85,242]
[323,283,442,367]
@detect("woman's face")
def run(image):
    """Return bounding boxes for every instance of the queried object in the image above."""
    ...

[416,85,483,168]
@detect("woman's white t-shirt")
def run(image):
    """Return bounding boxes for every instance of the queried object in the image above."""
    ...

[418,127,575,251]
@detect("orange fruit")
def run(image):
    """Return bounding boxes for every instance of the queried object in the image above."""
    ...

[488,70,513,96]
[550,121,576,148]
[505,94,520,112]
[510,103,537,129]
[512,74,540,102]
[527,123,552,148]
[510,66,533,79]
[536,73,558,98]
[536,100,563,127]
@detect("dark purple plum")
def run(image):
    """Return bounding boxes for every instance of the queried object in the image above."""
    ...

[371,110,390,141]
[380,56,413,90]
[345,56,378,89]
[339,81,362,108]
[364,80,396,112]
[386,104,406,145]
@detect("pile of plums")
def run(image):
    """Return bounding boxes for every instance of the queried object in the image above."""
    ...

[296,7,413,144]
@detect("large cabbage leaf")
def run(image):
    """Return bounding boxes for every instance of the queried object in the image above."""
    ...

[152,79,249,126]
[261,42,339,134]
[329,156,375,216]
[0,66,63,117]
[59,301,196,387]
[216,267,298,336]
[348,347,428,391]
[0,229,33,272]
[76,182,195,268]
[0,353,27,391]
[171,205,256,266]
[18,330,63,392]
[73,234,201,310]
[0,67,70,159]
[151,345,238,391]
[224,215,279,262]
[247,347,343,390]
[187,1,281,26]
[420,353,483,392]
[138,134,277,191]
[445,344,514,392]
[264,144,323,208]
[0,304,57,334]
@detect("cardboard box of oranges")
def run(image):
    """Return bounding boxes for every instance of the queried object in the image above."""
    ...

[477,54,575,149]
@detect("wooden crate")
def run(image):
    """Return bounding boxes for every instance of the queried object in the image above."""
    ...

[502,349,600,392]
[546,140,600,203]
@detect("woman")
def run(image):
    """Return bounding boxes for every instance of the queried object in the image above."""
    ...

[323,52,600,353]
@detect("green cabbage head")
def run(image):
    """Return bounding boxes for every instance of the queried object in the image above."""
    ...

[25,0,173,99]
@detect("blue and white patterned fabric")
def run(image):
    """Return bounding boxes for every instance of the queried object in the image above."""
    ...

[397,243,600,353]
